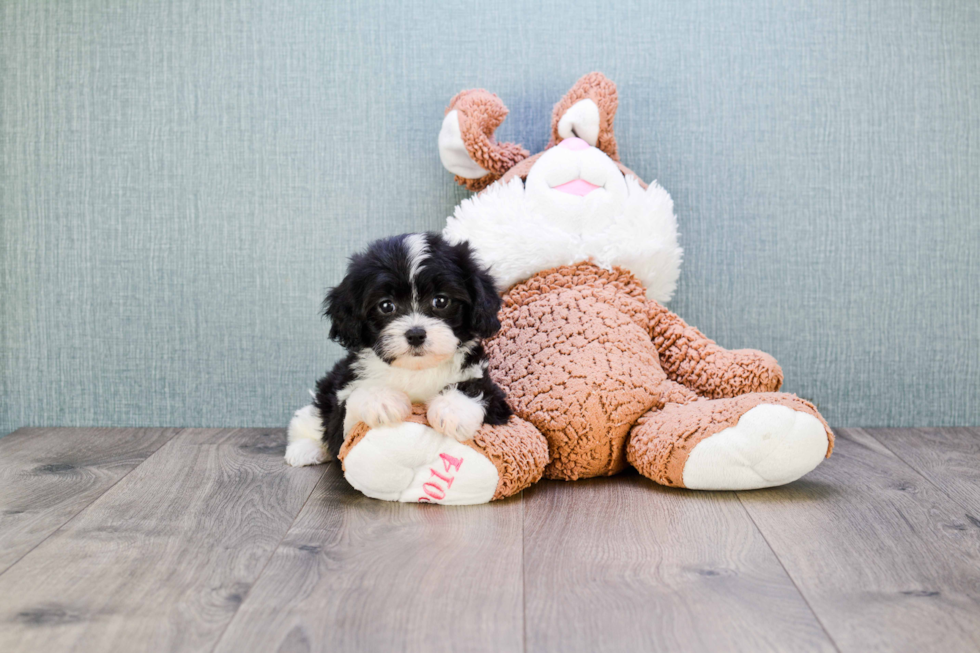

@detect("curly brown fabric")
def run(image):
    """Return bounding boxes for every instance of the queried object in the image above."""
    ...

[339,405,549,501]
[548,71,620,161]
[499,152,544,186]
[446,89,529,191]
[443,73,623,191]
[487,264,668,479]
[646,300,784,398]
[432,72,833,494]
[487,262,832,482]
[627,393,834,488]
[340,262,832,493]
[465,415,550,500]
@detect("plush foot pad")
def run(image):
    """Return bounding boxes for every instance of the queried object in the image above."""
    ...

[342,421,499,505]
[683,404,829,490]
[284,404,330,467]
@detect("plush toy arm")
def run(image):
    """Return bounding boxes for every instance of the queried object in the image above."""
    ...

[646,299,783,399]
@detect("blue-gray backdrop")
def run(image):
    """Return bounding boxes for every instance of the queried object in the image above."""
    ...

[2,0,978,435]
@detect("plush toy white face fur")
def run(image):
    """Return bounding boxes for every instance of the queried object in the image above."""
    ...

[441,124,683,303]
[525,137,629,226]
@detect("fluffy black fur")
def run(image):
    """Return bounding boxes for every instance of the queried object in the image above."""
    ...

[312,232,511,457]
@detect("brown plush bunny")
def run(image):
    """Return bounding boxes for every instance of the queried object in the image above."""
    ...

[319,73,832,504]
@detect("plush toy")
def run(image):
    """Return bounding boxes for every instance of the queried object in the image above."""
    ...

[309,72,832,504]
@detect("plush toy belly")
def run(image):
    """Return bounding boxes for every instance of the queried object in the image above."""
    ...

[487,263,667,480]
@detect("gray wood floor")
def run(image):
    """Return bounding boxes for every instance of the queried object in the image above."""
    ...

[1,427,979,652]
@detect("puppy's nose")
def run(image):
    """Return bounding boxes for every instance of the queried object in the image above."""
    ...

[405,327,427,347]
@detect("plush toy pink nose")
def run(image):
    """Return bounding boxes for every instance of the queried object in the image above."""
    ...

[558,137,590,151]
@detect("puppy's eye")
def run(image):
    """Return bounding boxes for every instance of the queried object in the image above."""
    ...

[378,300,395,314]
[432,295,450,310]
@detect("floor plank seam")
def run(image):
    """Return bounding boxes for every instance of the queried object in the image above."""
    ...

[8,428,978,651]
[734,491,842,653]
[520,489,527,653]
[860,428,980,519]
[0,427,186,581]
[207,460,332,653]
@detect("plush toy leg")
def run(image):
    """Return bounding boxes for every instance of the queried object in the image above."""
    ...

[338,407,549,505]
[627,393,833,490]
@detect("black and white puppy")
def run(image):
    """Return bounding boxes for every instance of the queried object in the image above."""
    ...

[284,232,511,467]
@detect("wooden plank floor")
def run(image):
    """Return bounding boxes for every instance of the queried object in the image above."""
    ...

[0,427,978,652]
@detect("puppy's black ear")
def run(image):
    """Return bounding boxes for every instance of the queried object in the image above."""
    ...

[456,242,501,339]
[323,272,363,349]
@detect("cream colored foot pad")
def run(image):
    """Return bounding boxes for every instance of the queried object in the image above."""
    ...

[683,404,829,490]
[343,422,498,505]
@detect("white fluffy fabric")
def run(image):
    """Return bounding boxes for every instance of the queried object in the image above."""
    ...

[438,110,489,179]
[682,404,829,490]
[343,421,499,505]
[443,175,683,302]
[557,99,600,145]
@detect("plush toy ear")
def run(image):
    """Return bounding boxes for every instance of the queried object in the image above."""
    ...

[438,90,530,192]
[549,72,620,161]
[323,272,364,350]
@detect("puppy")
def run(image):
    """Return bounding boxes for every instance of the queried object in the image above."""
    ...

[285,232,511,467]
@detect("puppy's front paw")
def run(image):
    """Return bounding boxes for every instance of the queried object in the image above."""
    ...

[426,390,485,442]
[347,386,412,428]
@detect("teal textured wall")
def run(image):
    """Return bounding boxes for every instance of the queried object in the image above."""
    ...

[2,0,978,434]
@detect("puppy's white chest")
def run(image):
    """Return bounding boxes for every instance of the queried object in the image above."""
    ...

[377,364,470,403]
[340,349,483,404]
[338,350,485,436]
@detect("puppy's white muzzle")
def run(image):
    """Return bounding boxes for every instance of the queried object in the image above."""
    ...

[380,313,459,370]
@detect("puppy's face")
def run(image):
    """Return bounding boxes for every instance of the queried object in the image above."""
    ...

[370,235,466,370]
[325,233,500,370]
